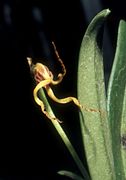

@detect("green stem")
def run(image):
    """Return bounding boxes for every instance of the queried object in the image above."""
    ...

[39,88,90,180]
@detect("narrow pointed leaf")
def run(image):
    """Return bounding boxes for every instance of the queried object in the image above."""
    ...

[107,20,126,179]
[58,170,84,180]
[78,9,116,180]
[121,86,126,178]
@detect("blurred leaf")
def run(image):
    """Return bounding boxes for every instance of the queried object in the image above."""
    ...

[58,170,84,180]
[107,20,126,179]
[77,9,116,180]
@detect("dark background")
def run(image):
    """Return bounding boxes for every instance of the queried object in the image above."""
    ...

[0,0,126,179]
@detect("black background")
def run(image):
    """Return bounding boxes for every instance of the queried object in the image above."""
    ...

[0,0,126,179]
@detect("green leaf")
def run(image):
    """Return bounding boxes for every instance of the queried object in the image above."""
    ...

[77,9,116,180]
[58,170,84,180]
[107,20,126,179]
[121,86,126,178]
